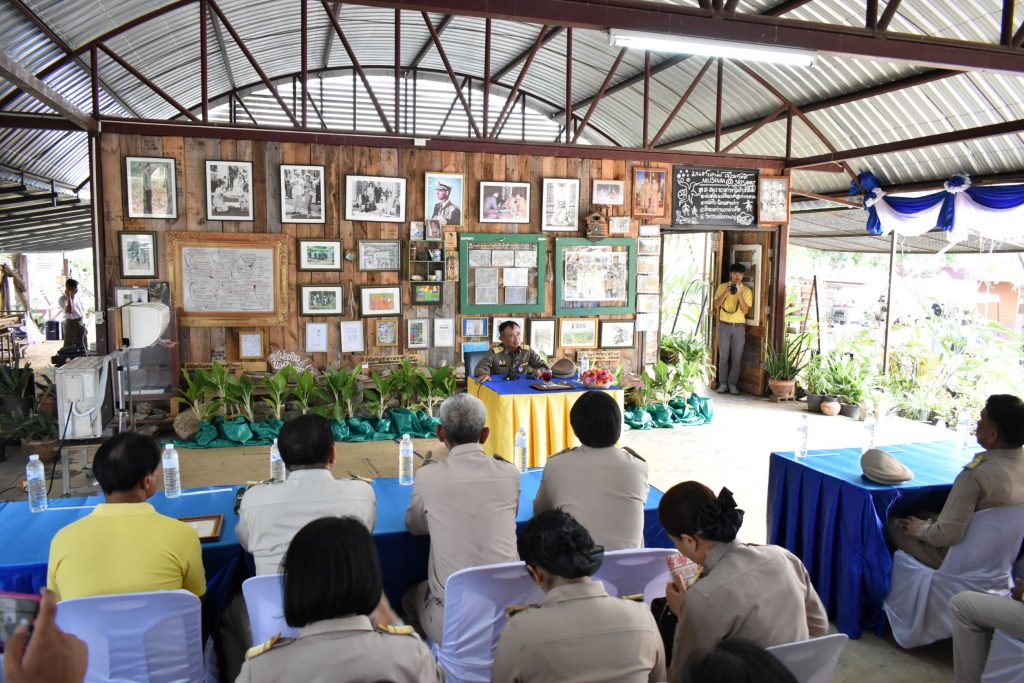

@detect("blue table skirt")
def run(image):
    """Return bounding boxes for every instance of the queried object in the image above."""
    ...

[767,440,975,638]
[472,376,620,396]
[0,472,669,613]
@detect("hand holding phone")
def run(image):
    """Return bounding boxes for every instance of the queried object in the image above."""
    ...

[3,588,87,683]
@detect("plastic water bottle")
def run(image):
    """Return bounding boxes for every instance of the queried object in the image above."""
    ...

[796,414,809,458]
[162,444,181,498]
[579,352,590,376]
[863,410,877,453]
[270,438,285,483]
[956,412,972,451]
[26,454,47,513]
[398,434,414,485]
[514,426,529,473]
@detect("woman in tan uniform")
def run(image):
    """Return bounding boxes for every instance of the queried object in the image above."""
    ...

[236,517,444,683]
[658,482,828,681]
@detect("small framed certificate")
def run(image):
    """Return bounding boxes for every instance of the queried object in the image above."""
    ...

[305,322,329,353]
[238,331,265,360]
[179,514,224,542]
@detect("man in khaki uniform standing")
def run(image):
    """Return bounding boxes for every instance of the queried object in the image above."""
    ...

[713,263,753,395]
[475,320,548,381]
[403,393,520,644]
[887,394,1024,568]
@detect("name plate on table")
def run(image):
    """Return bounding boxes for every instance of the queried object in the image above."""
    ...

[530,382,576,391]
[578,350,622,367]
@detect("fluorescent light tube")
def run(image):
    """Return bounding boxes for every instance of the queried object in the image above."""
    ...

[608,29,817,67]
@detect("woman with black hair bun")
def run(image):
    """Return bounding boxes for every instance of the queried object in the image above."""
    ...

[658,482,828,682]
[491,510,667,682]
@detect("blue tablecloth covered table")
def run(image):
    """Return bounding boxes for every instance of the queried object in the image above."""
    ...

[767,440,976,638]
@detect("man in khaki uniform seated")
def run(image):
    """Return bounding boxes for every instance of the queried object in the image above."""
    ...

[403,393,520,643]
[475,320,548,381]
[887,394,1024,568]
[951,581,1024,683]
[492,510,666,682]
[534,390,649,550]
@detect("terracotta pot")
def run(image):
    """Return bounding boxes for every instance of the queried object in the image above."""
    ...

[21,439,60,463]
[768,378,795,399]
[820,398,841,416]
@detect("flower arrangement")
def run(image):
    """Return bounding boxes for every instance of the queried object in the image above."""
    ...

[581,367,615,389]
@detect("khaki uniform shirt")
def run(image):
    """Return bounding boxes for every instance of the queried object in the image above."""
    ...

[236,615,444,683]
[915,447,1024,548]
[474,344,548,378]
[237,469,376,575]
[492,581,666,683]
[405,442,520,602]
[669,540,828,681]
[533,445,649,550]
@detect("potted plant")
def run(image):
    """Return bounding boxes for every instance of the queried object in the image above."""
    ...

[800,352,835,412]
[660,332,714,398]
[763,333,811,399]
[824,353,870,419]
[0,363,35,417]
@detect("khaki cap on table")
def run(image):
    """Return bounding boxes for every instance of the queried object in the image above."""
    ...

[551,358,577,379]
[861,448,914,485]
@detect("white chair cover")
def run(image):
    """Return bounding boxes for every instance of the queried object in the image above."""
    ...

[883,504,1024,648]
[981,630,1024,683]
[54,589,205,683]
[241,574,299,645]
[592,548,677,597]
[432,560,544,683]
[767,633,849,683]
[642,569,672,606]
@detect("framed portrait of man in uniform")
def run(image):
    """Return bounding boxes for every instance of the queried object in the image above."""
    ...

[425,173,464,227]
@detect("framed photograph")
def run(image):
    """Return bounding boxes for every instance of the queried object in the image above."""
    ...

[297,239,343,271]
[412,282,442,305]
[425,172,464,226]
[541,178,580,231]
[600,320,636,348]
[119,231,157,278]
[112,286,149,306]
[179,514,223,542]
[410,221,425,240]
[637,255,660,275]
[407,318,429,349]
[554,238,637,316]
[434,318,455,347]
[280,165,325,223]
[529,318,556,357]
[730,243,763,324]
[345,175,406,222]
[375,318,399,347]
[426,219,443,240]
[305,322,329,353]
[492,317,526,343]
[299,285,344,316]
[632,167,668,219]
[608,216,630,234]
[758,175,790,224]
[637,274,661,293]
[206,160,254,221]
[360,285,402,317]
[638,237,661,255]
[462,316,489,338]
[592,179,625,206]
[479,181,531,224]
[340,320,365,353]
[558,318,598,348]
[636,293,660,315]
[358,239,402,271]
[238,330,265,360]
[125,156,176,218]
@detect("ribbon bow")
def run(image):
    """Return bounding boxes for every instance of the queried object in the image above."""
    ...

[697,487,745,540]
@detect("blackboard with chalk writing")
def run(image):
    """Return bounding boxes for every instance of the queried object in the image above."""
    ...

[671,166,758,227]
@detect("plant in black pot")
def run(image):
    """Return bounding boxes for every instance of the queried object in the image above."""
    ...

[824,353,871,419]
[800,352,835,412]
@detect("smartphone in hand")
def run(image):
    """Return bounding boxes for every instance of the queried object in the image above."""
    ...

[0,593,41,652]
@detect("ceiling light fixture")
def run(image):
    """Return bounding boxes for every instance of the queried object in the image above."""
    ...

[607,29,818,67]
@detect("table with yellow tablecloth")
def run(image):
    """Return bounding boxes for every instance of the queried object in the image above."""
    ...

[468,376,624,467]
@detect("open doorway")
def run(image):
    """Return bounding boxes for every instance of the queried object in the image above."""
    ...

[661,232,713,341]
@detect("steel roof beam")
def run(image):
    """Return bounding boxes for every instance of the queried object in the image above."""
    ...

[421,11,480,137]
[321,3,342,69]
[96,44,200,122]
[0,112,80,130]
[408,14,454,70]
[491,26,564,82]
[321,0,393,133]
[0,52,95,132]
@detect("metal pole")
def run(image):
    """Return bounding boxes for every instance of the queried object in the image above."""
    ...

[882,232,897,374]
[642,50,650,148]
[565,27,572,144]
[200,0,208,122]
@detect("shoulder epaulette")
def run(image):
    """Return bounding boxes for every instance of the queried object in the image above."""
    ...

[622,446,646,462]
[245,634,291,659]
[375,623,416,636]
[505,603,540,617]
[965,454,987,470]
[620,593,644,602]
[521,343,531,350]
[494,454,515,465]
[547,446,577,460]
[492,345,504,352]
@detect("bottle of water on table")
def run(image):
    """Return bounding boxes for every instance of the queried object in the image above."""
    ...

[956,411,972,451]
[270,438,285,483]
[399,434,414,485]
[514,426,529,473]
[162,443,181,498]
[579,352,590,376]
[26,454,47,513]
[796,414,809,458]
[863,410,877,453]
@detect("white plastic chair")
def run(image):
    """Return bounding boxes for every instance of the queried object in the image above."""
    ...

[431,560,544,683]
[54,589,205,683]
[767,633,849,683]
[883,504,1024,648]
[981,630,1024,683]
[592,548,677,597]
[242,574,299,645]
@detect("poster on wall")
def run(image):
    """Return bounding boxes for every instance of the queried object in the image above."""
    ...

[671,166,757,227]
[758,176,790,224]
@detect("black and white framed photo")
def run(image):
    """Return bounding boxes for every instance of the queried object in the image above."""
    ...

[425,172,464,226]
[358,239,402,271]
[360,285,402,317]
[345,175,406,222]
[299,285,345,316]
[600,320,636,348]
[592,179,625,206]
[542,178,580,231]
[297,239,343,271]
[119,231,157,278]
[206,160,253,221]
[479,181,530,224]
[125,156,177,218]
[529,318,556,357]
[492,316,526,343]
[305,322,329,353]
[281,165,325,223]
[407,318,429,349]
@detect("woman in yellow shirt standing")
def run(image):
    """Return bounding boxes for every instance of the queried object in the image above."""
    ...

[713,264,753,395]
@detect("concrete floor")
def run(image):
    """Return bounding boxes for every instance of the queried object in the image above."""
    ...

[0,388,958,681]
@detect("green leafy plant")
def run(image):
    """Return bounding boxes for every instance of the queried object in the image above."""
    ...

[660,332,714,396]
[316,366,363,423]
[416,365,457,417]
[823,353,871,405]
[389,360,425,412]
[0,363,34,398]
[197,362,232,415]
[763,333,811,381]
[260,368,290,421]
[227,374,258,421]
[287,367,319,415]
[174,367,218,420]
[800,352,832,395]
[0,408,56,441]
[363,370,396,420]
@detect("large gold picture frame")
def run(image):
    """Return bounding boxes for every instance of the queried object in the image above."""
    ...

[166,231,289,327]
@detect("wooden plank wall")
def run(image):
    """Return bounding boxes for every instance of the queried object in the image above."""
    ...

[100,132,778,377]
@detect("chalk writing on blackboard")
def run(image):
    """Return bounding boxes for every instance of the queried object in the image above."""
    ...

[672,166,758,227]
